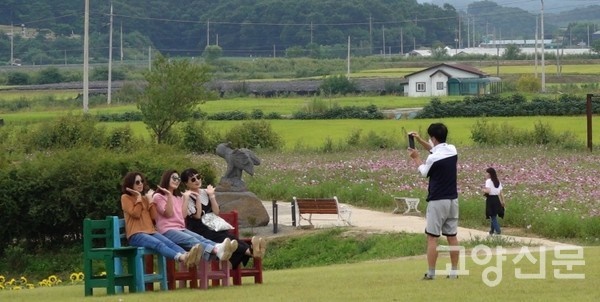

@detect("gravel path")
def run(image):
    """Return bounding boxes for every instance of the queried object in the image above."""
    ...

[246,201,574,248]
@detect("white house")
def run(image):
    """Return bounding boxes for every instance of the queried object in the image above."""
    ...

[403,63,501,97]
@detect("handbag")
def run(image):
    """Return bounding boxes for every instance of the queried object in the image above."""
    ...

[201,212,234,232]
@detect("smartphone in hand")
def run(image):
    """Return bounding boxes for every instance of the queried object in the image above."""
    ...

[408,134,415,149]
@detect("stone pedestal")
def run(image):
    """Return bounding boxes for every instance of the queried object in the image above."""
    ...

[215,191,269,227]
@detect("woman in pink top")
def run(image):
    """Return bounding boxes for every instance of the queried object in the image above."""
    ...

[153,169,237,262]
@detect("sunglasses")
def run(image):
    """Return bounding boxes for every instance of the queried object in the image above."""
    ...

[171,175,181,182]
[135,179,144,185]
[189,175,200,183]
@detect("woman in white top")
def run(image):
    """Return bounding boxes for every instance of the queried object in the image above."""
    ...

[483,167,505,235]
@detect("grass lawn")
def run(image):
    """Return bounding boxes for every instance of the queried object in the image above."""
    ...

[2,246,597,301]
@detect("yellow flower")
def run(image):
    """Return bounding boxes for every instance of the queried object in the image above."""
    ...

[55,279,62,285]
[48,275,58,284]
[100,271,107,277]
[8,278,15,285]
[19,276,27,285]
[0,275,5,283]
[26,283,35,289]
[12,286,22,290]
[0,284,4,290]
[77,272,85,281]
[69,273,78,282]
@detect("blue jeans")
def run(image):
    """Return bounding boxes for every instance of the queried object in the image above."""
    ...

[163,229,216,261]
[128,232,186,260]
[490,215,501,234]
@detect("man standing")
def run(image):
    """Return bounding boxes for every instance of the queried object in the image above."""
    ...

[408,123,459,280]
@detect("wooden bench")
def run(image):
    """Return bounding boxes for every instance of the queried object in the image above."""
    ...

[292,196,352,227]
[109,216,168,293]
[83,217,139,296]
[219,210,263,285]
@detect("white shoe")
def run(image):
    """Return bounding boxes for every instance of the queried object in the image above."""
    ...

[251,236,261,258]
[259,237,267,258]
[216,238,234,261]
[186,244,202,267]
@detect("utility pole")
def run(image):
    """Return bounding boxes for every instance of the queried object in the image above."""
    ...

[467,15,470,48]
[347,36,351,79]
[207,20,210,46]
[120,22,123,62]
[540,0,546,93]
[535,16,538,78]
[310,22,314,44]
[472,16,476,47]
[108,2,113,105]
[458,15,461,49]
[369,15,373,54]
[83,0,90,113]
[400,27,404,55]
[382,25,385,56]
[10,24,14,65]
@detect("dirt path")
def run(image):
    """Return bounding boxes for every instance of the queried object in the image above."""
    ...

[250,201,574,248]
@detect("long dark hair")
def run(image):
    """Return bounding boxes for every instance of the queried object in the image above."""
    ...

[157,169,182,197]
[486,167,500,188]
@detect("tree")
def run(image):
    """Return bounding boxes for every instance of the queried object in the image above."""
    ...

[203,45,223,63]
[503,44,521,60]
[138,55,213,143]
[591,40,600,55]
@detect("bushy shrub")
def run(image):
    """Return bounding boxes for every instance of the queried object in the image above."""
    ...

[35,67,64,84]
[208,110,249,120]
[105,125,141,151]
[0,145,217,251]
[516,74,541,93]
[181,120,222,153]
[7,71,30,85]
[319,74,357,96]
[23,114,105,151]
[224,120,282,150]
[471,118,582,148]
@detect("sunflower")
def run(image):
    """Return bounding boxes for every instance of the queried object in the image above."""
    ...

[19,276,27,285]
[26,283,35,289]
[69,273,78,282]
[77,272,85,281]
[0,275,5,283]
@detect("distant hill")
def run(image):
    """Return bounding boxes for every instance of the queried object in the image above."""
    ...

[419,0,598,13]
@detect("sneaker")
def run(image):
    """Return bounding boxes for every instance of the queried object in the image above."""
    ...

[259,237,267,258]
[422,273,434,280]
[251,236,261,258]
[216,238,234,261]
[186,244,201,268]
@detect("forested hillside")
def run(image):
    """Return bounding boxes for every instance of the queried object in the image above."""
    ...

[0,0,598,65]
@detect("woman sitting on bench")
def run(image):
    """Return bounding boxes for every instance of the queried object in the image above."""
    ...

[180,168,267,269]
[152,169,238,263]
[120,171,201,267]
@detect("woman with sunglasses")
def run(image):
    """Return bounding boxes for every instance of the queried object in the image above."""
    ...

[120,171,202,267]
[153,169,238,262]
[180,168,267,269]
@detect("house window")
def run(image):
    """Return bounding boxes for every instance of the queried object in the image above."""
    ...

[416,82,426,92]
[436,82,444,90]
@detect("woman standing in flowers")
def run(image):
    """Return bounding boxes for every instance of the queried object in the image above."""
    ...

[483,167,505,235]
[120,171,202,267]
[180,168,266,269]
[152,169,238,262]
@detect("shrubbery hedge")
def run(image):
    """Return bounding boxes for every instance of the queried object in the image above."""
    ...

[418,94,600,118]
